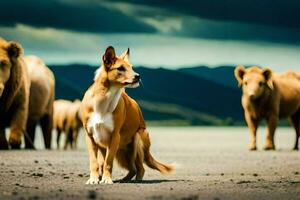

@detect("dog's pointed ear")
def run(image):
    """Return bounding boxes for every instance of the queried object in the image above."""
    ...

[102,46,116,70]
[7,41,23,60]
[121,48,130,62]
[234,65,246,87]
[262,67,273,90]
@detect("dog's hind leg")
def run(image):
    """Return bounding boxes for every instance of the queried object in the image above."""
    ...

[135,152,145,181]
[117,149,137,182]
[116,139,138,182]
[135,132,145,181]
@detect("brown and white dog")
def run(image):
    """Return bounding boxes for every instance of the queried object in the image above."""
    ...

[81,46,173,184]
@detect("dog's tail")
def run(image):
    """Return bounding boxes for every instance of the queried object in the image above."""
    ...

[137,129,174,174]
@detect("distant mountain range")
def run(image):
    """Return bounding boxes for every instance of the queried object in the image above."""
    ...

[179,66,237,89]
[49,64,244,126]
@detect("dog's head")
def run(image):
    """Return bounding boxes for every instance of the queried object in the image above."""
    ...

[98,46,140,88]
[234,65,273,100]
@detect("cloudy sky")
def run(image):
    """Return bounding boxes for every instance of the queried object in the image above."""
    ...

[0,0,300,71]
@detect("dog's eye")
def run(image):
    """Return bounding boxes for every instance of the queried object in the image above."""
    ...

[117,66,126,72]
[244,81,248,86]
[259,81,263,86]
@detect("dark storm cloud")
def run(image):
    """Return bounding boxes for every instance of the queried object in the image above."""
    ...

[113,0,300,29]
[1,0,300,45]
[175,17,300,45]
[0,0,156,33]
[111,0,300,44]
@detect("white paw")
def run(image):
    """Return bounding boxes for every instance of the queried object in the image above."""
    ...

[100,176,113,184]
[85,175,100,185]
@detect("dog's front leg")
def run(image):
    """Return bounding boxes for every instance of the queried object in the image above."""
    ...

[85,134,100,184]
[101,132,120,184]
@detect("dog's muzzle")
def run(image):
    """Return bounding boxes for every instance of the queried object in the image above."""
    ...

[133,73,140,83]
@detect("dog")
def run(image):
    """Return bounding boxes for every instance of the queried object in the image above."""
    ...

[81,46,174,184]
[235,66,300,150]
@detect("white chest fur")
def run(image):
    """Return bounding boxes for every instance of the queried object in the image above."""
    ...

[87,112,113,143]
[87,87,123,144]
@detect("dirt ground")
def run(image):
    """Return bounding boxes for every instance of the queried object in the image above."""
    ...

[0,127,300,200]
